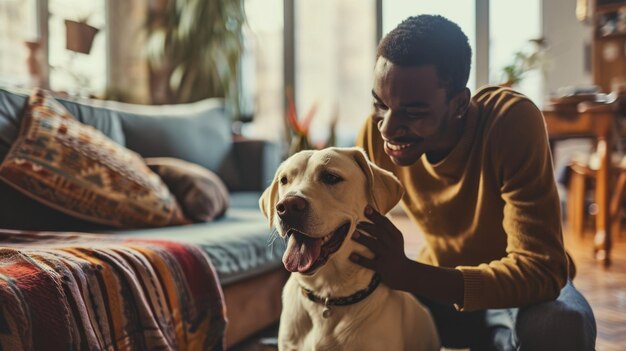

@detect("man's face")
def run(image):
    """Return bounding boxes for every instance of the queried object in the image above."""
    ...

[372,57,457,166]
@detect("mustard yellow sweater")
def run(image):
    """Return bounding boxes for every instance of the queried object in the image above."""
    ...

[357,86,568,311]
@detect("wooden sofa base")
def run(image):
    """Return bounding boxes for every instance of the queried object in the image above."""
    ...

[223,268,289,349]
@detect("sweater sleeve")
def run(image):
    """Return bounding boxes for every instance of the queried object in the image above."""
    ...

[455,100,569,311]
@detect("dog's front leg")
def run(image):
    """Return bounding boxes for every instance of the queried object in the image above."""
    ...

[278,276,313,350]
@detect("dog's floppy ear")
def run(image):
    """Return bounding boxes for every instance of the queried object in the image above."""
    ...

[259,168,281,228]
[350,147,404,214]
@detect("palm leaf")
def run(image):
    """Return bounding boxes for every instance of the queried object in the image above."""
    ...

[146,0,246,114]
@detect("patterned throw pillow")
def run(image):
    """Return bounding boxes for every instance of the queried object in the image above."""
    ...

[0,89,189,228]
[145,157,230,222]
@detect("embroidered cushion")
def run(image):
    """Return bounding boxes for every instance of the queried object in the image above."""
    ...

[0,89,188,228]
[146,157,230,222]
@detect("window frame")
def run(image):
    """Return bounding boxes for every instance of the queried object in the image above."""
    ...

[282,0,537,105]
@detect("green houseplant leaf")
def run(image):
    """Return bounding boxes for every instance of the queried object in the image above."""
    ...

[146,0,246,115]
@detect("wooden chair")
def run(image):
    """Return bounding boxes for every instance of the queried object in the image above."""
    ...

[566,160,594,237]
[566,158,626,239]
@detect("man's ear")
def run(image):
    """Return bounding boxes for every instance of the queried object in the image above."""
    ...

[259,168,281,228]
[350,147,404,214]
[451,87,471,117]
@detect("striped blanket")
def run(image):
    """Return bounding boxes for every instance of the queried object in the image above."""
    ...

[0,230,226,351]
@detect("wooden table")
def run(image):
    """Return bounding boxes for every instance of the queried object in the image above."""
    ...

[543,102,616,266]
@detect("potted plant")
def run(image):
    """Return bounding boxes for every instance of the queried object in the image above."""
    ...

[145,0,246,111]
[64,18,99,55]
[283,88,338,158]
[500,38,549,87]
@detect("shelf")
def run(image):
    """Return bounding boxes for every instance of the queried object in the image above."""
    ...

[593,0,626,92]
[596,31,626,39]
[595,2,626,15]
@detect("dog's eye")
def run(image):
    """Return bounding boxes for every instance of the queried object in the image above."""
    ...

[320,171,343,185]
[280,176,288,185]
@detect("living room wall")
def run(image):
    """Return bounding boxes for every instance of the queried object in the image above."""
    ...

[106,0,150,104]
[542,0,593,95]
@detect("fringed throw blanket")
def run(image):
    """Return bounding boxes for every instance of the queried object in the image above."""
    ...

[0,230,226,351]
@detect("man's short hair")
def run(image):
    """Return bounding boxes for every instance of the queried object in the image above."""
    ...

[377,15,472,97]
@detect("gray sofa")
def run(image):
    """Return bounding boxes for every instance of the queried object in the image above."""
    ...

[0,87,287,348]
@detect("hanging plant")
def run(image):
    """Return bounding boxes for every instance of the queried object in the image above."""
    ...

[146,0,246,114]
[64,19,99,55]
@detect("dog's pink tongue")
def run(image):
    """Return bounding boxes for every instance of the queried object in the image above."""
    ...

[283,234,322,273]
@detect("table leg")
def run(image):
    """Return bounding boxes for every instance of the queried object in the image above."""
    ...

[594,137,612,266]
[610,171,626,243]
[567,169,587,237]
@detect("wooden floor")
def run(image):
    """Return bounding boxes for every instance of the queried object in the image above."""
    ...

[230,216,626,350]
[564,228,626,351]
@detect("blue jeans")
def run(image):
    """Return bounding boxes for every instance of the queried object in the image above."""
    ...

[417,280,597,350]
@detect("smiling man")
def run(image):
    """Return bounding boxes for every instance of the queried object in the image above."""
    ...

[352,15,596,350]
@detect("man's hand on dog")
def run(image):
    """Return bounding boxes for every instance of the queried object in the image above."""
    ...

[350,205,411,291]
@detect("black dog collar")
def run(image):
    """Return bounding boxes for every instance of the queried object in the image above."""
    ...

[299,273,381,318]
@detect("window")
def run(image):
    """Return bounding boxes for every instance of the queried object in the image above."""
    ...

[48,0,106,96]
[294,0,377,146]
[0,0,38,87]
[383,0,477,91]
[490,0,543,105]
[383,0,544,105]
[240,0,284,139]
[216,1,544,146]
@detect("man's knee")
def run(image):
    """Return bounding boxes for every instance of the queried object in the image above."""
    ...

[516,300,596,351]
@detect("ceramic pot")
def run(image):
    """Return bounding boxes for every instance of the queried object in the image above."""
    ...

[65,20,99,54]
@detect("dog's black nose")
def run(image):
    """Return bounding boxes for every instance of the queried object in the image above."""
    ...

[276,196,308,221]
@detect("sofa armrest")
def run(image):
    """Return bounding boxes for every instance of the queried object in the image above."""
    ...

[222,139,281,192]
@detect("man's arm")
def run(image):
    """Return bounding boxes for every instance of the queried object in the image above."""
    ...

[453,100,568,311]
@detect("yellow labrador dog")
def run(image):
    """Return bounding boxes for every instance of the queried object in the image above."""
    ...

[259,147,440,351]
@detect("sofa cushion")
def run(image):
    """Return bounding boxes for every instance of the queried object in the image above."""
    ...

[146,157,230,222]
[0,87,125,162]
[117,199,285,285]
[229,191,267,210]
[0,89,188,228]
[113,98,234,174]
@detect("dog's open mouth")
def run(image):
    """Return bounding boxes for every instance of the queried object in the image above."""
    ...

[282,222,350,275]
